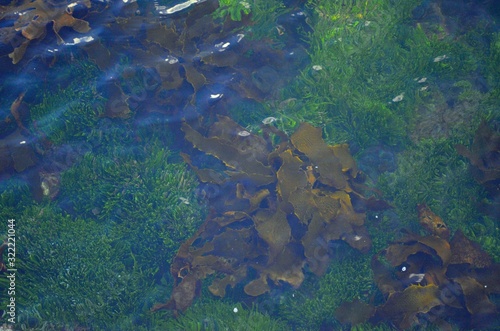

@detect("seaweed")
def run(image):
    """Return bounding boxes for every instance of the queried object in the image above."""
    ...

[336,205,500,330]
[153,116,388,315]
[157,299,288,330]
[0,133,205,329]
[0,0,92,64]
[29,60,104,146]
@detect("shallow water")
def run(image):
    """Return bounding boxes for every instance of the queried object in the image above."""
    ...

[0,0,500,330]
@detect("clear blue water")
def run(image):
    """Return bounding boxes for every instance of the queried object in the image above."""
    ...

[1,0,500,330]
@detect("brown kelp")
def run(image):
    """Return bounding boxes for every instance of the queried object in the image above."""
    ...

[456,121,500,220]
[1,0,307,115]
[152,116,388,314]
[0,0,92,64]
[336,205,500,330]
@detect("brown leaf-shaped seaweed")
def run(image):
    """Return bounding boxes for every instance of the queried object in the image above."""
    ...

[1,0,92,64]
[418,203,450,239]
[454,276,497,315]
[367,208,500,330]
[383,235,451,268]
[291,123,348,189]
[449,230,491,268]
[155,117,387,315]
[456,121,500,186]
[375,284,442,330]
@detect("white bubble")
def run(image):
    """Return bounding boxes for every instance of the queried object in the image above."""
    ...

[262,117,277,124]
[409,273,425,283]
[238,130,251,137]
[392,93,404,102]
[433,54,448,62]
[164,56,179,64]
[233,307,238,313]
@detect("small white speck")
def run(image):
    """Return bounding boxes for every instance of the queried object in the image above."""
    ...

[233,307,238,313]
[19,140,26,145]
[409,273,425,283]
[262,117,277,124]
[433,54,448,62]
[420,86,428,91]
[240,1,250,9]
[238,130,251,137]
[392,93,404,102]
[401,266,407,272]
[164,56,178,64]
[210,93,223,99]
[179,197,190,205]
[417,77,427,83]
[353,235,362,241]
[312,65,323,71]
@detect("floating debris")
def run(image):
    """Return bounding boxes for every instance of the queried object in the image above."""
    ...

[262,117,277,124]
[312,65,323,71]
[237,130,251,137]
[433,54,448,62]
[65,36,95,46]
[179,197,190,205]
[161,0,206,15]
[164,55,179,64]
[392,93,404,102]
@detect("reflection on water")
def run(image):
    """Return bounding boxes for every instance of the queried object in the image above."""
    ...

[0,0,500,329]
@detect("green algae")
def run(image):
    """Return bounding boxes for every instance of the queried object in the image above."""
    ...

[157,299,288,331]
[378,137,500,262]
[29,60,105,146]
[1,0,500,329]
[0,133,205,329]
[276,253,376,330]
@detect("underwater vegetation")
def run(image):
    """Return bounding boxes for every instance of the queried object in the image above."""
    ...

[378,133,500,262]
[212,0,252,22]
[456,121,500,219]
[0,0,310,143]
[0,133,205,329]
[0,0,92,64]
[29,60,104,146]
[0,0,499,329]
[153,115,389,315]
[262,0,499,150]
[157,299,289,330]
[336,205,500,330]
